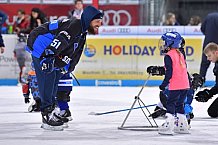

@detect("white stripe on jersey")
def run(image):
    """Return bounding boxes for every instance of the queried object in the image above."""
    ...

[58,84,73,87]
[59,79,73,83]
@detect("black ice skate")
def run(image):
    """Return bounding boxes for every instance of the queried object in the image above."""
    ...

[149,106,166,118]
[59,109,73,121]
[55,111,70,123]
[189,112,194,119]
[186,112,194,129]
[41,106,64,131]
[57,109,73,128]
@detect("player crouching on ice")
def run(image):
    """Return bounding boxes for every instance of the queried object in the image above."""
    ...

[26,6,103,131]
[22,62,74,127]
[195,42,218,118]
[155,32,190,135]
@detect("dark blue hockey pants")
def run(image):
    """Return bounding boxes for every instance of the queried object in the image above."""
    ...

[32,56,60,111]
[166,89,188,115]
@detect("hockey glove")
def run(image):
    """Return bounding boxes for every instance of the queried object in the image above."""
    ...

[24,96,30,103]
[159,85,166,91]
[191,73,204,90]
[195,89,213,102]
[147,66,165,76]
[60,63,70,74]
[40,57,55,73]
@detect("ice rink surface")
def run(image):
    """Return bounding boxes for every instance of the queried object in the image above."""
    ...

[0,86,218,145]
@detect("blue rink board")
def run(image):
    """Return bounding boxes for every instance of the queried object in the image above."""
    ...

[0,79,215,87]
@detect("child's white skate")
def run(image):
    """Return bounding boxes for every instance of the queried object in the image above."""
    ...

[174,113,190,134]
[28,100,36,112]
[158,113,174,135]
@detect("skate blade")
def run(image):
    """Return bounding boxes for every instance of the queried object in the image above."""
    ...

[174,129,190,134]
[67,116,73,121]
[41,123,64,131]
[158,131,174,135]
[63,123,69,128]
[158,128,174,135]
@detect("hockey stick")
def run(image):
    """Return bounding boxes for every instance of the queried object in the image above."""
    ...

[88,104,157,116]
[71,73,80,86]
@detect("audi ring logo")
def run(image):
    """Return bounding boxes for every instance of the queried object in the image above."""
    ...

[117,28,131,33]
[103,10,132,26]
[163,28,177,33]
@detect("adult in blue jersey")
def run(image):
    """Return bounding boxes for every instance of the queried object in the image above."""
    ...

[26,6,103,131]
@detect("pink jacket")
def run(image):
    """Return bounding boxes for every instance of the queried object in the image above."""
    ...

[167,49,190,90]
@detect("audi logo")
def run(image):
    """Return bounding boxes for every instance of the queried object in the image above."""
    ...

[117,28,131,33]
[103,10,132,26]
[163,28,177,33]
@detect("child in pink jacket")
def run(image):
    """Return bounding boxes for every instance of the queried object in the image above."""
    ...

[158,32,190,135]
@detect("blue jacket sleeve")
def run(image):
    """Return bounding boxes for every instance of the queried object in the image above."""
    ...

[161,55,173,87]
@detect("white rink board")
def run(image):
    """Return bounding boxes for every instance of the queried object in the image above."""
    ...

[0,34,215,82]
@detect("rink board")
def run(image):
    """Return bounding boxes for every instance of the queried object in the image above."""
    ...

[0,35,215,86]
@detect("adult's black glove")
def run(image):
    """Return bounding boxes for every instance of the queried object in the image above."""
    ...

[40,49,55,73]
[191,73,204,90]
[24,97,30,104]
[147,66,165,76]
[159,85,166,91]
[40,57,55,73]
[195,89,213,102]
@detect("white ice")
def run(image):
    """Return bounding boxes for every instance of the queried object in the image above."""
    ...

[0,86,218,145]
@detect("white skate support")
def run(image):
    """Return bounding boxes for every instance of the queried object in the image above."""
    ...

[158,113,174,135]
[174,113,190,134]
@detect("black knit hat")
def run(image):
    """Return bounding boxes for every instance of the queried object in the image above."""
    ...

[91,13,103,21]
